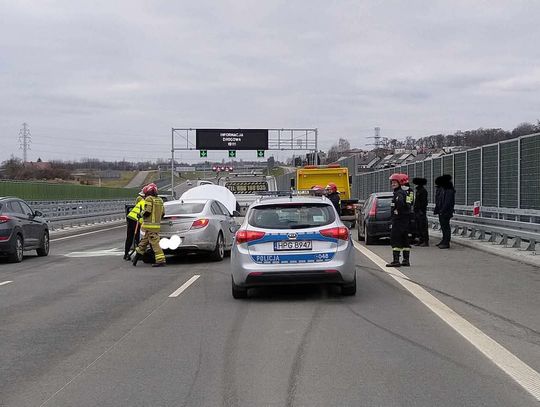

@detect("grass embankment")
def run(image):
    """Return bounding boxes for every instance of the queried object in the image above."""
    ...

[100,171,138,188]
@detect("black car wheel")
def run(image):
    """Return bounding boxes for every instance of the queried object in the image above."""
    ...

[365,225,375,245]
[357,222,365,241]
[210,232,225,261]
[232,277,248,299]
[9,235,24,263]
[37,231,50,256]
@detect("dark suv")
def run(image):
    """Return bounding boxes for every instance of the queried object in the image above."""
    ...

[0,197,49,262]
[356,192,393,244]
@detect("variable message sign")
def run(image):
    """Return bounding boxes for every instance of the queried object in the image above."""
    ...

[196,129,269,150]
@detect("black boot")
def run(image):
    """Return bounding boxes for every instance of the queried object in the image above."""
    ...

[123,253,131,261]
[386,251,401,267]
[401,250,410,266]
[132,252,142,266]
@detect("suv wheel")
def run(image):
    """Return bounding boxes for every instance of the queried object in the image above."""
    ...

[9,235,24,263]
[210,233,225,261]
[232,277,248,299]
[37,231,50,256]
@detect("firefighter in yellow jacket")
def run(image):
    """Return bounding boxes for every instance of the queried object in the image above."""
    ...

[132,183,166,267]
[124,191,146,260]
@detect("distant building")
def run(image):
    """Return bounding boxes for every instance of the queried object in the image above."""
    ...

[375,151,417,169]
[356,153,381,173]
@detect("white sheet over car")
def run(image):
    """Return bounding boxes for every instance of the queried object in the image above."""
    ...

[180,185,237,214]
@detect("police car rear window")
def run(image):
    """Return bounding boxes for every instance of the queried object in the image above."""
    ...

[248,203,335,229]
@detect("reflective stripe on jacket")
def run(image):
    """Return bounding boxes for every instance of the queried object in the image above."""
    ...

[141,196,164,231]
[127,196,146,223]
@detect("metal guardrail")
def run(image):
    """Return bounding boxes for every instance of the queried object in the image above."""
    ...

[27,199,131,231]
[428,214,540,252]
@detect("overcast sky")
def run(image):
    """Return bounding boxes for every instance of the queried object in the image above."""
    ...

[1,0,539,163]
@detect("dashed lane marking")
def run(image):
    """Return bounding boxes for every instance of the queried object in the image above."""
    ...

[51,225,125,242]
[39,274,201,406]
[353,240,540,401]
[169,275,201,297]
[0,280,13,286]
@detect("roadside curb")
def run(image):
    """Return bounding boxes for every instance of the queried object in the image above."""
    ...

[429,230,540,268]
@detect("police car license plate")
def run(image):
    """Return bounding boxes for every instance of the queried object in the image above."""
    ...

[274,241,312,251]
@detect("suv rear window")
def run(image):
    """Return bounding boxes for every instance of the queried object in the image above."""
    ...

[248,203,335,229]
[165,202,205,215]
[377,197,393,208]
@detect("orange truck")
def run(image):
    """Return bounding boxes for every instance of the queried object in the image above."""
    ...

[293,164,358,226]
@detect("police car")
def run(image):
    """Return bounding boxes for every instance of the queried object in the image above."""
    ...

[230,192,356,298]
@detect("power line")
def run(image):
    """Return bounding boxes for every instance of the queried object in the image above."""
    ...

[18,123,31,162]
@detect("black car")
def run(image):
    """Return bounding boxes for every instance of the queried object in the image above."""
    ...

[356,192,393,244]
[0,197,49,262]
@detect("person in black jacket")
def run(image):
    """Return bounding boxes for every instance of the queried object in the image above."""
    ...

[386,173,411,267]
[412,177,429,246]
[433,174,455,249]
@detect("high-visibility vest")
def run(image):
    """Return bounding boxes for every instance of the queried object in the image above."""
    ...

[127,196,146,223]
[141,196,164,231]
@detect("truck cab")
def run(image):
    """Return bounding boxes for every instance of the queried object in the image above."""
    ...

[293,164,358,226]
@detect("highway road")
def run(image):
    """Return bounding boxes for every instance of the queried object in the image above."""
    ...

[0,226,539,406]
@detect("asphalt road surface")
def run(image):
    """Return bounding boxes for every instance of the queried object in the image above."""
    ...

[0,226,539,406]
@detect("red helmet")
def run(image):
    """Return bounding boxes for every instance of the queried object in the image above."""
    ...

[325,183,338,193]
[389,173,409,185]
[142,183,158,196]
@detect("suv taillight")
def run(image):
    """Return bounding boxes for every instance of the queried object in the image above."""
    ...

[191,219,209,229]
[320,227,349,241]
[235,230,265,244]
[0,215,11,224]
[368,198,378,217]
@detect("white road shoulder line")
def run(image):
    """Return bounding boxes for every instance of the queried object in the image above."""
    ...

[169,275,200,298]
[51,225,125,241]
[0,280,13,286]
[353,240,540,401]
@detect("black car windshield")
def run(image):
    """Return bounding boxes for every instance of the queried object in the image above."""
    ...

[165,202,205,215]
[248,203,335,229]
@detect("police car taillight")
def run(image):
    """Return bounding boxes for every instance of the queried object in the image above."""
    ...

[320,227,349,241]
[235,230,265,244]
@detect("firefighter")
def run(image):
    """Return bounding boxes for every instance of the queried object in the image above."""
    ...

[123,190,146,260]
[402,179,415,244]
[325,183,341,215]
[311,185,325,196]
[412,177,429,246]
[386,173,412,267]
[132,183,166,267]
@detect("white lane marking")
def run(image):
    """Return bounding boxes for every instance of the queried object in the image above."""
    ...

[64,248,124,258]
[169,275,200,297]
[0,280,13,286]
[353,240,540,401]
[51,225,125,242]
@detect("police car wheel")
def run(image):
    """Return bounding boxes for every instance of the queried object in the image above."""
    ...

[232,277,248,299]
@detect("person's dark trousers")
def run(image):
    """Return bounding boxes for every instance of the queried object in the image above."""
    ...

[415,212,429,244]
[124,218,139,256]
[439,214,452,246]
